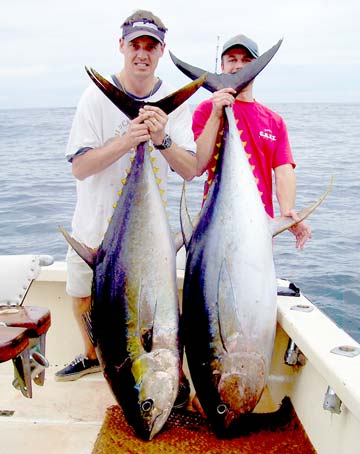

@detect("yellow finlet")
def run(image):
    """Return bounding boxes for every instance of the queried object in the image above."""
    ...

[121,178,127,185]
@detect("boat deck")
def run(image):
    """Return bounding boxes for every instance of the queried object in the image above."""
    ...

[2,263,359,453]
[0,363,315,454]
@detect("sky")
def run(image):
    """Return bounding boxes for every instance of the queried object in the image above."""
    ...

[1,0,359,108]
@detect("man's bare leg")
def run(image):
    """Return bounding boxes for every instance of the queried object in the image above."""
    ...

[54,295,100,381]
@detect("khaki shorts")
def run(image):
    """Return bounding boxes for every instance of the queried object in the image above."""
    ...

[66,247,93,298]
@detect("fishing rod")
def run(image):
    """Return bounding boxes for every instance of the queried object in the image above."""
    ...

[215,35,220,73]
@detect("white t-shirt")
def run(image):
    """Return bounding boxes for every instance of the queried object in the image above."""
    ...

[66,78,196,248]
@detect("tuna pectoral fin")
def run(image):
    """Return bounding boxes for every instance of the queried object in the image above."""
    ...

[58,226,97,269]
[86,66,206,119]
[169,39,282,95]
[218,260,242,352]
[270,177,334,237]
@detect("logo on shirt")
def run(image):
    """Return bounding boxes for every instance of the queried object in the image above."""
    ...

[259,129,276,142]
[115,118,130,137]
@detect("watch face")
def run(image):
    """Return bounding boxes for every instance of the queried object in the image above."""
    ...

[163,135,172,148]
[158,134,172,150]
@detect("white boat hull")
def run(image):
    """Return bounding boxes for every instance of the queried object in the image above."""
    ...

[0,259,359,453]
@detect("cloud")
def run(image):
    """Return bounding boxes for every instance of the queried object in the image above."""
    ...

[1,0,360,107]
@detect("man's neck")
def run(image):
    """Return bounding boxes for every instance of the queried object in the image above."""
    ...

[235,82,254,102]
[116,71,158,98]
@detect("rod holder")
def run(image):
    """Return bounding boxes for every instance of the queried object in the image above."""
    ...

[284,339,300,365]
[323,386,342,414]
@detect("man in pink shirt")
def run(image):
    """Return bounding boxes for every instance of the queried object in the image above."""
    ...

[193,34,311,248]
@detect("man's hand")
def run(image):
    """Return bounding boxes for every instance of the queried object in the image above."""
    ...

[139,105,168,146]
[285,209,312,249]
[211,88,236,118]
[123,115,151,150]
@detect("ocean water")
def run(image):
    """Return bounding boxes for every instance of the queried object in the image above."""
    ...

[0,104,359,343]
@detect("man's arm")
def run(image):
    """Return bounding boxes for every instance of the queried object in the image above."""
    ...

[274,164,297,215]
[193,88,236,176]
[71,114,152,180]
[140,105,198,181]
[275,164,312,249]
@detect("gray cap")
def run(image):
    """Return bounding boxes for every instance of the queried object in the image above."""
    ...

[221,34,259,58]
[122,20,166,44]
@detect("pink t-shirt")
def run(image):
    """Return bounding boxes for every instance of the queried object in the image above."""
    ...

[192,99,295,217]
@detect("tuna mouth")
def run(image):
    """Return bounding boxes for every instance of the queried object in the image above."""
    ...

[135,409,165,441]
[148,408,168,441]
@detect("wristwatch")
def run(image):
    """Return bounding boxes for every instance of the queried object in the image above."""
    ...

[156,134,172,150]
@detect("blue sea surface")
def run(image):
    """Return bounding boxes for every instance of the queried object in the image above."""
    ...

[0,104,359,342]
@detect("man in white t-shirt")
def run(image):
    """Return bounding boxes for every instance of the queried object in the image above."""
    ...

[56,10,196,405]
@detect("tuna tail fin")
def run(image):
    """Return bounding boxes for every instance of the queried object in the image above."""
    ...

[58,225,97,269]
[169,38,282,95]
[270,177,334,237]
[85,66,207,119]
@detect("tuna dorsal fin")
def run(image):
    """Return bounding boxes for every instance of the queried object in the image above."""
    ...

[217,260,243,352]
[58,225,97,269]
[270,177,334,237]
[169,39,282,96]
[85,66,207,119]
[81,311,95,346]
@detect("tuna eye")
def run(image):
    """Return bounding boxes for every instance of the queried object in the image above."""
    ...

[141,399,154,412]
[217,403,228,415]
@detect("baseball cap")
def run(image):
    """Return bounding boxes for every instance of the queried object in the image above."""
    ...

[122,19,166,45]
[221,34,259,58]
